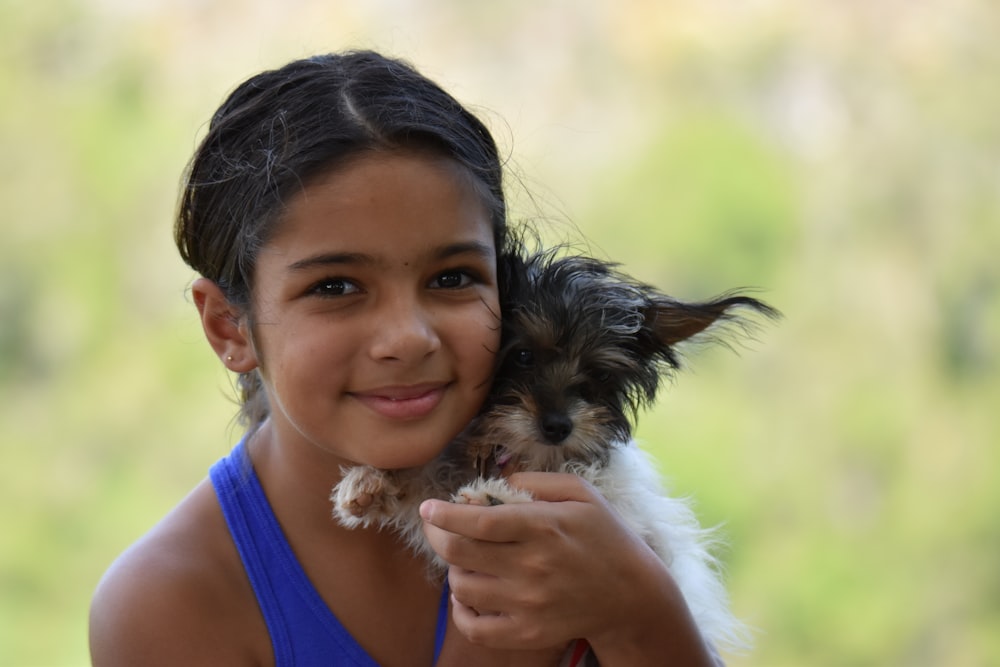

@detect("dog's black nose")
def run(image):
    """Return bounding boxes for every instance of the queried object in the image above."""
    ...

[540,413,573,444]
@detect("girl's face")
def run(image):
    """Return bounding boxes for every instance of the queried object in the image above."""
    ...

[248,152,501,469]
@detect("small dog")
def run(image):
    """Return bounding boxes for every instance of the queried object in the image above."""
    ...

[332,248,777,654]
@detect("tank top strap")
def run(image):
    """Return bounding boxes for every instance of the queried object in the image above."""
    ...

[210,438,451,665]
[210,439,386,665]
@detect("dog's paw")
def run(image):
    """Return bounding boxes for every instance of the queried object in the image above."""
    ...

[331,466,401,528]
[452,477,534,506]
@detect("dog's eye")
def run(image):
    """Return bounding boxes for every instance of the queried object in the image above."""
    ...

[514,349,534,367]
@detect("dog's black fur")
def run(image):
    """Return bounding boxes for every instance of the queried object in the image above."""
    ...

[332,245,778,655]
[470,247,780,474]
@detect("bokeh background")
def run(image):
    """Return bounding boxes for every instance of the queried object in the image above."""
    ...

[2,1,998,665]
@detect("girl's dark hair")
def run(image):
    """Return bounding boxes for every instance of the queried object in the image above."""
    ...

[175,50,508,429]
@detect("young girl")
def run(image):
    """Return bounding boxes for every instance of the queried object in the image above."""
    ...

[89,50,722,666]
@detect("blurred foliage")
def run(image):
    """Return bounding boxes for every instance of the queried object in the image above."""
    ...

[1,1,998,665]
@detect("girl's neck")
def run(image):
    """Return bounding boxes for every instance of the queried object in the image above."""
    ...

[242,422,445,666]
[245,419,414,562]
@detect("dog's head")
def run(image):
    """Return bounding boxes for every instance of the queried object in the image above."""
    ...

[477,249,778,471]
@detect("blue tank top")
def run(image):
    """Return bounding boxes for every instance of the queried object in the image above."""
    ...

[210,439,450,666]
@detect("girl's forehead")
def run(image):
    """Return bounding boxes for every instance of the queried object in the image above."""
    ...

[288,152,488,217]
[262,152,496,264]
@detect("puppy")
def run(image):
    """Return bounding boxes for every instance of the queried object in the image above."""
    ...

[332,248,778,655]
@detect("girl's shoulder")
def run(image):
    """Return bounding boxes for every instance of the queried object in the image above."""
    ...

[89,478,270,666]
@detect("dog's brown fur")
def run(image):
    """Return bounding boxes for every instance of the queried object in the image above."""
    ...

[332,247,778,654]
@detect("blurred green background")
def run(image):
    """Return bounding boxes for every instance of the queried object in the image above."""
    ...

[2,1,998,665]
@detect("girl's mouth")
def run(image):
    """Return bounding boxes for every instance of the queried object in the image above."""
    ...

[351,383,448,420]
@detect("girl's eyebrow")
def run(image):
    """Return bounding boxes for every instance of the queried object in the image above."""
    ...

[286,241,494,272]
[287,252,369,272]
[434,241,495,262]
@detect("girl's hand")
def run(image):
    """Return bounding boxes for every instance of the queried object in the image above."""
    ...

[420,473,719,666]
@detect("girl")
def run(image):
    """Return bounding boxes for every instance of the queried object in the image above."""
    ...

[89,50,722,666]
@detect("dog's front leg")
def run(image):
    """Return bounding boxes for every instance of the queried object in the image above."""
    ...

[330,465,404,528]
[452,477,534,506]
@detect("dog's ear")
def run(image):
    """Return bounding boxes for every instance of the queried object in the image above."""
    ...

[643,293,780,358]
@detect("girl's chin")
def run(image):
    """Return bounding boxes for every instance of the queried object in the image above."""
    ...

[351,444,448,471]
[370,454,441,470]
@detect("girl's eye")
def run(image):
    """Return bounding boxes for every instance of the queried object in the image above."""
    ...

[310,278,360,297]
[432,270,474,289]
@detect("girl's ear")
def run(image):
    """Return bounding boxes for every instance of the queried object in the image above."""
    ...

[191,277,258,373]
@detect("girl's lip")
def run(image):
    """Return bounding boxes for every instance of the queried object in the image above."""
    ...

[351,383,448,420]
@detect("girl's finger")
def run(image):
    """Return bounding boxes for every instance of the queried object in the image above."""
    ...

[421,518,522,575]
[504,471,599,503]
[420,498,535,543]
[450,591,562,651]
[445,563,544,616]
[450,596,511,645]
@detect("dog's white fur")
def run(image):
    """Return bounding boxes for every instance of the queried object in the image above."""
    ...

[331,251,772,659]
[332,438,749,654]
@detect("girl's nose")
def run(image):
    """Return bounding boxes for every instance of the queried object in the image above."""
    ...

[368,297,441,363]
